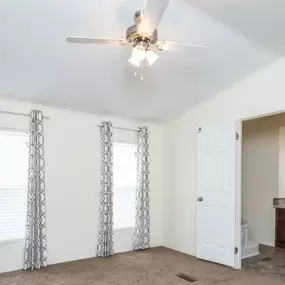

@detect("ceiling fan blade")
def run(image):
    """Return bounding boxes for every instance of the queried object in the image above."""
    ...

[139,0,169,34]
[156,41,212,52]
[66,37,127,45]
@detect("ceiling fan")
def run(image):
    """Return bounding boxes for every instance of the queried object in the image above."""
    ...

[66,0,211,68]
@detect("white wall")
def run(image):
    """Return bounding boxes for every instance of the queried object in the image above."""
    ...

[0,97,164,273]
[163,58,285,255]
[279,127,285,198]
[242,115,285,246]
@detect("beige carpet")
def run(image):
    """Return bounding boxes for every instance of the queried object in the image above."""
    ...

[243,244,285,280]
[0,247,284,285]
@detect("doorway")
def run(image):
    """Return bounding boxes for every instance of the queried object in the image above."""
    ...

[196,110,285,270]
[240,112,285,276]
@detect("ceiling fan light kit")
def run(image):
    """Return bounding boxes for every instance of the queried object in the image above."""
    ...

[146,50,159,66]
[128,55,141,67]
[66,0,211,72]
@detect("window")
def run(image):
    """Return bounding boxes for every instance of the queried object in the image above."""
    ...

[0,130,29,242]
[113,143,137,229]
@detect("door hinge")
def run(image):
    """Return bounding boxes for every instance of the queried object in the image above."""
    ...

[235,133,239,140]
[198,127,202,133]
[234,247,238,254]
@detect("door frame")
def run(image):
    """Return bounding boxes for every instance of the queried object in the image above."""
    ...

[197,109,285,270]
[236,109,285,269]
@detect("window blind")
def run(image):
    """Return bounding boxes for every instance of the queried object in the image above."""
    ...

[0,130,29,242]
[113,143,137,229]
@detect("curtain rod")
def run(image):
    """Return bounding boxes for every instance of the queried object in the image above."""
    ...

[0,110,50,119]
[97,125,139,132]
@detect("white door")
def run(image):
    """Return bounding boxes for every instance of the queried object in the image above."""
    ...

[197,125,237,267]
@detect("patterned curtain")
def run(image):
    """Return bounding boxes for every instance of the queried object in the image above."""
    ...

[24,110,47,270]
[97,121,114,258]
[133,126,150,250]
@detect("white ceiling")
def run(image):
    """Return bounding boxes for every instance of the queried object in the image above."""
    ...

[0,0,283,122]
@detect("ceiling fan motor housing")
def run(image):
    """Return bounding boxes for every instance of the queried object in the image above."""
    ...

[126,10,158,46]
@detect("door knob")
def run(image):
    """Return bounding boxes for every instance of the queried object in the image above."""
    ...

[197,197,203,202]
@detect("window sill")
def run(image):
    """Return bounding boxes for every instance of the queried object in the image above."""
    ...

[0,239,24,245]
[114,226,135,231]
